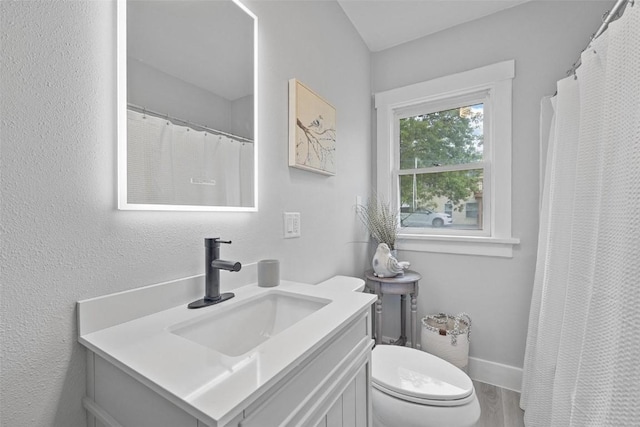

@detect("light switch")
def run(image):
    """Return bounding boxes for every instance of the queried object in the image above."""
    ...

[284,212,301,238]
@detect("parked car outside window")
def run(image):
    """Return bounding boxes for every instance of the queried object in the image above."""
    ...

[400,209,453,228]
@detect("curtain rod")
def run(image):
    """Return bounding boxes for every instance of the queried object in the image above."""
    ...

[127,103,254,144]
[567,0,633,77]
[593,0,631,39]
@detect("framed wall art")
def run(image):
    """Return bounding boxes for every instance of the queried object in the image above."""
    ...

[288,79,336,175]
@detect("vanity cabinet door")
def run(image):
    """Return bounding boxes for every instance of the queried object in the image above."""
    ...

[90,354,200,427]
[241,314,372,427]
[322,363,369,427]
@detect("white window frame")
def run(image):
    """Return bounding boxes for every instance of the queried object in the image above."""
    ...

[375,60,519,257]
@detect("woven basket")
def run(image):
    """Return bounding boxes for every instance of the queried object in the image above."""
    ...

[421,313,471,370]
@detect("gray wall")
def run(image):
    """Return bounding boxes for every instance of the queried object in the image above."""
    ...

[127,58,236,134]
[371,1,612,371]
[1,1,371,425]
[128,59,255,140]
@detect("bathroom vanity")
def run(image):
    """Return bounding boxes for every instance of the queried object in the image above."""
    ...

[77,276,377,427]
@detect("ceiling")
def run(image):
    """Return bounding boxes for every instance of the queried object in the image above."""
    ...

[337,0,530,52]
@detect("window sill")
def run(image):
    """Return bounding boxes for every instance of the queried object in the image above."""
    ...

[397,233,520,258]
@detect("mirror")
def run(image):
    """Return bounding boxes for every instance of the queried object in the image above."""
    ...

[117,0,257,211]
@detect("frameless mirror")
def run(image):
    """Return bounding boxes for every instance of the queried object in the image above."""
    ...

[117,0,257,211]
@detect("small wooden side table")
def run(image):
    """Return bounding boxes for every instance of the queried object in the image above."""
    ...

[364,270,421,348]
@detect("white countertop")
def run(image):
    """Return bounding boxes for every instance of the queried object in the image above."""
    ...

[78,277,376,426]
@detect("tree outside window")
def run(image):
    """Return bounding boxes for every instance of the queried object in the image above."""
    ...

[399,104,485,229]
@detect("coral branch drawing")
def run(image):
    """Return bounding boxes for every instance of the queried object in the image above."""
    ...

[289,79,336,175]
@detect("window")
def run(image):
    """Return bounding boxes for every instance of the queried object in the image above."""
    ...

[398,98,486,231]
[444,202,453,217]
[465,202,479,219]
[375,61,519,257]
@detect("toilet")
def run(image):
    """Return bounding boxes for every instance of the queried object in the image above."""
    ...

[372,345,480,427]
[316,276,481,427]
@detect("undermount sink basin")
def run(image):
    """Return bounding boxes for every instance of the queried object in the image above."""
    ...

[170,291,331,357]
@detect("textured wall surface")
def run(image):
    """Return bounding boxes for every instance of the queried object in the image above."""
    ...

[371,1,613,370]
[0,1,371,425]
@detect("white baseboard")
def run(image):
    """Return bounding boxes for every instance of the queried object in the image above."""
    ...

[377,336,522,393]
[467,357,522,392]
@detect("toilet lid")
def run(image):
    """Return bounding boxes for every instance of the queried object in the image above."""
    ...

[372,346,473,403]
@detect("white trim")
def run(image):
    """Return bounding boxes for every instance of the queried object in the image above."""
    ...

[375,61,517,257]
[398,234,520,258]
[375,61,515,109]
[398,162,486,175]
[467,357,523,393]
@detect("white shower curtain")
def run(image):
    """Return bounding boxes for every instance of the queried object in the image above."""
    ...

[127,109,175,204]
[127,110,254,206]
[521,3,640,426]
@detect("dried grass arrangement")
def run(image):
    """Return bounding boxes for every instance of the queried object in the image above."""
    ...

[357,195,398,250]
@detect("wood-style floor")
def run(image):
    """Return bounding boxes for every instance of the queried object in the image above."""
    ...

[473,381,525,427]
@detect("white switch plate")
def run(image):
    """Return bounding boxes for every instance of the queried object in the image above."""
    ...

[284,212,301,238]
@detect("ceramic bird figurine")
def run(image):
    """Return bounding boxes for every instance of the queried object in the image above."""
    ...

[372,243,410,278]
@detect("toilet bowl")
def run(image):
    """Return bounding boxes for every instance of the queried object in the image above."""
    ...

[315,276,480,427]
[372,345,480,427]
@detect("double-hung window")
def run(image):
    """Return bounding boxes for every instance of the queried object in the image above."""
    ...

[375,61,519,257]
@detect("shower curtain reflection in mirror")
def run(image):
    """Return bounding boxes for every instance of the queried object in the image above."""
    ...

[118,0,257,211]
[127,110,254,207]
